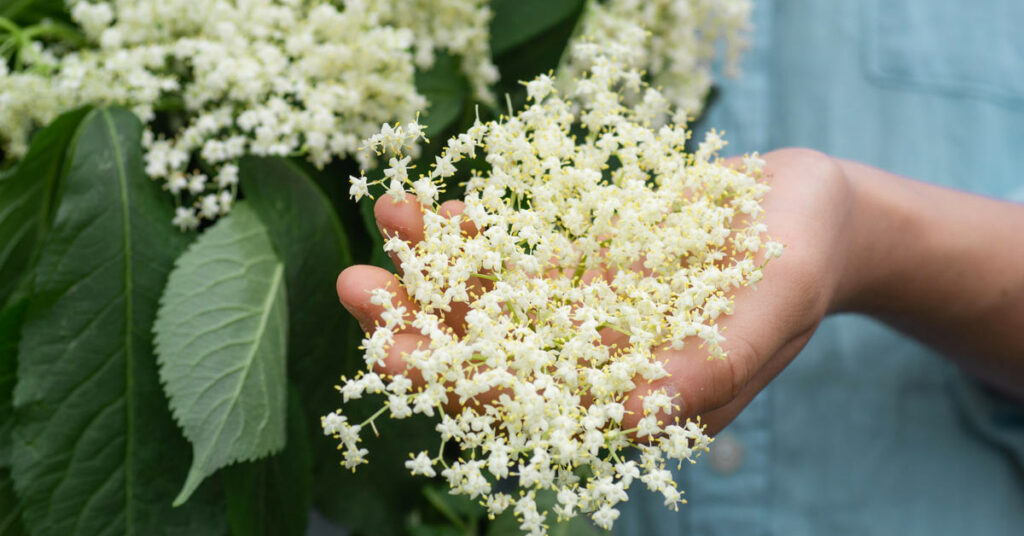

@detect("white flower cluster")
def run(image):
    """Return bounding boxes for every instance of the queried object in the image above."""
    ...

[324,49,779,535]
[0,0,496,229]
[563,0,752,121]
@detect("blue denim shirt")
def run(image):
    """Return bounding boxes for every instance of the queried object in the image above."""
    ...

[617,1,1024,534]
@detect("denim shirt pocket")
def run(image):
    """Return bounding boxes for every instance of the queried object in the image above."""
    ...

[864,0,1024,108]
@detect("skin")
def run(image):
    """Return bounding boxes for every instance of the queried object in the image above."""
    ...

[336,148,1024,436]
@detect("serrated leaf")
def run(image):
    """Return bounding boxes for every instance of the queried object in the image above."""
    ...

[154,202,288,506]
[237,157,424,536]
[223,387,311,536]
[239,157,358,481]
[490,0,585,56]
[0,106,90,306]
[416,52,468,137]
[238,156,352,407]
[10,107,225,536]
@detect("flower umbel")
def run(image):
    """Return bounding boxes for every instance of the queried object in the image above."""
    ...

[0,0,496,229]
[326,48,779,535]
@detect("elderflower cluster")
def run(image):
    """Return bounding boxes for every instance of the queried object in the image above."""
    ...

[324,49,780,535]
[563,0,752,121]
[0,0,495,229]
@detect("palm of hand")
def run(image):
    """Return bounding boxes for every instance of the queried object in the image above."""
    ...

[337,148,851,435]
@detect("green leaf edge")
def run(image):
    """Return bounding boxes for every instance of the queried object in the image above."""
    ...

[152,203,289,507]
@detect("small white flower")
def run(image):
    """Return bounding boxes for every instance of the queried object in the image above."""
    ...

[199,194,220,219]
[342,446,369,470]
[171,207,198,231]
[216,164,239,188]
[187,174,207,195]
[321,412,346,436]
[525,74,555,102]
[349,175,370,200]
[592,505,620,530]
[404,451,436,477]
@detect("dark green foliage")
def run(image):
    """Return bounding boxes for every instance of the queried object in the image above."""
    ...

[0,107,90,307]
[416,53,469,138]
[0,2,607,533]
[0,0,71,26]
[224,388,312,536]
[10,108,225,536]
[490,0,585,56]
[154,202,289,506]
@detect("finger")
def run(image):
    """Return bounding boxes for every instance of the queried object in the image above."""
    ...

[373,194,483,336]
[375,192,426,246]
[435,199,491,336]
[697,326,814,436]
[439,199,480,237]
[337,265,420,334]
[374,193,426,276]
[380,333,507,413]
[377,332,430,385]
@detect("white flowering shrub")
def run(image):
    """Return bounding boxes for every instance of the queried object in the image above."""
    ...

[0,0,749,231]
[2,0,496,230]
[565,0,752,119]
[0,1,754,535]
[325,47,778,534]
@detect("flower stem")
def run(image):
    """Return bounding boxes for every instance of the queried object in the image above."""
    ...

[359,404,389,436]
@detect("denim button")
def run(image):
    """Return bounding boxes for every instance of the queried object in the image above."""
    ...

[708,432,744,475]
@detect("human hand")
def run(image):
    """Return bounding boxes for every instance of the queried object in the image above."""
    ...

[336,148,856,435]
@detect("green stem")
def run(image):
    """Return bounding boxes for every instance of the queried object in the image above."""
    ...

[23,22,86,45]
[0,37,16,58]
[572,253,588,286]
[0,17,21,36]
[358,404,389,435]
[596,322,631,337]
[471,272,498,282]
[422,487,469,533]
[435,434,450,469]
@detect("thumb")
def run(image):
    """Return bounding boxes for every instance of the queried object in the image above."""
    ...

[622,249,825,436]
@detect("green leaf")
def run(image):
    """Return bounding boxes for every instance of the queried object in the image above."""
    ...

[239,156,360,477]
[359,197,395,272]
[490,0,586,56]
[492,1,586,112]
[238,156,352,403]
[0,106,90,307]
[10,107,225,536]
[0,0,71,25]
[313,401,438,536]
[423,485,484,524]
[154,201,288,506]
[0,305,25,533]
[0,300,27,467]
[223,387,311,536]
[0,467,27,536]
[237,156,425,536]
[416,52,468,138]
[407,524,466,536]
